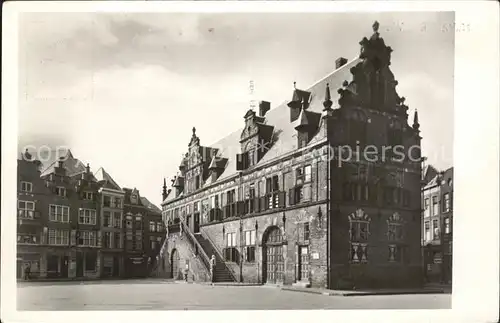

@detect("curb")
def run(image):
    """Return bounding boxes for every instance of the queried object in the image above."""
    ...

[280,287,445,297]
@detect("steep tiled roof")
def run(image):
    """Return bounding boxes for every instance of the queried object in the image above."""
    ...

[94,167,121,190]
[423,175,439,189]
[140,197,162,214]
[162,57,361,205]
[40,149,87,177]
[207,57,360,182]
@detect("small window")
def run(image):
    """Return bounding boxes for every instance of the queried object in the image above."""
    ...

[296,166,311,185]
[113,198,122,208]
[83,192,93,200]
[56,187,67,197]
[21,182,33,192]
[226,232,237,247]
[432,196,439,215]
[303,222,310,241]
[103,196,111,207]
[424,221,431,241]
[444,217,451,234]
[443,193,450,212]
[149,221,156,232]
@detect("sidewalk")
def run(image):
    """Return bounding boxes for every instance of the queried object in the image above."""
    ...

[280,284,450,297]
[17,277,176,285]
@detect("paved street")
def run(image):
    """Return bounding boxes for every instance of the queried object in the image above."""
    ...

[17,279,451,310]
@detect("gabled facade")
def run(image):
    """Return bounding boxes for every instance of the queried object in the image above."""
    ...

[161,22,423,289]
[421,167,453,284]
[16,150,163,280]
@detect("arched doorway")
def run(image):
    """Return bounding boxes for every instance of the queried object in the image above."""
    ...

[262,226,284,284]
[171,249,180,280]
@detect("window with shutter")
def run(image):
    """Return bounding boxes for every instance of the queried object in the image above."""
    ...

[260,196,268,211]
[289,188,296,206]
[278,191,286,208]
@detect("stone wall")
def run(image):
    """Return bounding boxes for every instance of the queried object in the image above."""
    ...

[165,232,209,282]
[201,202,328,287]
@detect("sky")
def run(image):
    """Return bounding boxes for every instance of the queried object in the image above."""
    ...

[18,12,455,207]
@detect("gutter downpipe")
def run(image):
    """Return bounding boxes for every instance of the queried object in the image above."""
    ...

[326,142,331,289]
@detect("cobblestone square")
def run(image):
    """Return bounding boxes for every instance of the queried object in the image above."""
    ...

[17,279,451,310]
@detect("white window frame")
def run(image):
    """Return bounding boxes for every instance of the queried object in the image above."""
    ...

[18,200,35,219]
[103,211,112,227]
[78,231,97,247]
[424,221,431,241]
[56,186,67,197]
[21,181,33,192]
[83,191,93,200]
[244,230,256,246]
[149,221,156,232]
[424,198,430,217]
[48,229,69,246]
[79,208,97,225]
[226,232,237,247]
[444,217,451,234]
[432,196,439,216]
[113,197,122,208]
[49,205,70,223]
[113,212,122,228]
[443,193,450,212]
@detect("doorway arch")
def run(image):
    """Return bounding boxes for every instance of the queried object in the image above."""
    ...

[171,249,180,280]
[262,226,284,284]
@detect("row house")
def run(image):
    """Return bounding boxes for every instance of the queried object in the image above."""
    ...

[122,188,163,278]
[161,21,424,289]
[421,167,453,284]
[16,150,164,280]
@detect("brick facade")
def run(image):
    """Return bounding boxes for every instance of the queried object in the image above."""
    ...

[16,150,164,280]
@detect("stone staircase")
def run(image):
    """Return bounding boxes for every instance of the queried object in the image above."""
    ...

[194,234,236,283]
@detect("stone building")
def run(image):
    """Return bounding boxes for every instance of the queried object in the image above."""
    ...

[421,167,453,284]
[161,22,423,289]
[16,149,163,280]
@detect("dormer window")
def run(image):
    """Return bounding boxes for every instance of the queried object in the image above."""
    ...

[83,192,93,200]
[131,194,138,204]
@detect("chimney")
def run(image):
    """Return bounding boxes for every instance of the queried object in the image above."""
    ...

[259,101,271,117]
[335,57,348,69]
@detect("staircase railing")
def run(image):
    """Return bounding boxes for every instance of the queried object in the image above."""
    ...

[201,229,239,282]
[180,219,211,272]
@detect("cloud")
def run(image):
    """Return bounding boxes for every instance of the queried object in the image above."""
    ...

[18,12,455,205]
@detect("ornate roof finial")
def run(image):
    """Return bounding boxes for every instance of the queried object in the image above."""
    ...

[412,109,420,131]
[86,163,90,173]
[192,127,196,135]
[323,83,333,110]
[373,21,380,33]
[163,177,167,187]
[293,81,297,89]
